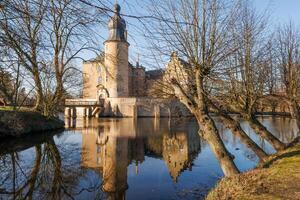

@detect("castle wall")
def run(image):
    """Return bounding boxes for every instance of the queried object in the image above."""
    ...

[83,61,102,99]
[102,97,191,117]
[128,66,147,97]
[128,65,133,96]
[132,67,146,96]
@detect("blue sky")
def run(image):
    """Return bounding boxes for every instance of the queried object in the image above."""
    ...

[81,0,300,69]
[253,0,300,24]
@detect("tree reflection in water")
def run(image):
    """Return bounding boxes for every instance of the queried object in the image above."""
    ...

[0,132,103,200]
[0,116,298,199]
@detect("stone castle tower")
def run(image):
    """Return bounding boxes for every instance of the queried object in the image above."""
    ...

[104,3,129,98]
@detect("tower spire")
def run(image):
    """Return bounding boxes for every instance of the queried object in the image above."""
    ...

[107,2,127,41]
[136,53,140,67]
[114,1,120,15]
[103,3,129,98]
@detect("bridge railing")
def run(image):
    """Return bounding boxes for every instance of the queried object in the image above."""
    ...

[65,99,104,106]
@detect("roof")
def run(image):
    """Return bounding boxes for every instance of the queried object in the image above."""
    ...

[83,52,105,63]
[177,57,190,68]
[146,69,164,79]
[107,4,127,42]
[170,52,191,69]
[84,53,148,73]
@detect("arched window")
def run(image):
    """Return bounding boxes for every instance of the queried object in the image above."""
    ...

[98,76,102,84]
[97,65,102,85]
[97,66,102,73]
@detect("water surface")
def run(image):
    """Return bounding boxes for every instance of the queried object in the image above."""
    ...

[0,116,298,200]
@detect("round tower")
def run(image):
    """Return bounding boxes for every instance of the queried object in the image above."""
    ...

[104,4,129,98]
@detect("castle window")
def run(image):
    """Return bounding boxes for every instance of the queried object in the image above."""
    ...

[97,66,102,73]
[98,76,102,84]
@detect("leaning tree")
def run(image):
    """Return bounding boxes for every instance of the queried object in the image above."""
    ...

[276,23,300,133]
[212,0,286,151]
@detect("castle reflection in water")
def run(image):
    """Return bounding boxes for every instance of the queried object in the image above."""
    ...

[65,117,201,199]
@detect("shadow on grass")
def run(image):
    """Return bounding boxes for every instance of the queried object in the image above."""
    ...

[287,136,300,148]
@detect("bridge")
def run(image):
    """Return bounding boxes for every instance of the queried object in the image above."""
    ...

[64,97,193,118]
[64,99,104,118]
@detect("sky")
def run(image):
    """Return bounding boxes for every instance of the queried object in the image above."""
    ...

[81,0,300,70]
[253,0,300,25]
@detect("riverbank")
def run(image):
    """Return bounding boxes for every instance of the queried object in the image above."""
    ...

[0,110,64,138]
[206,140,300,200]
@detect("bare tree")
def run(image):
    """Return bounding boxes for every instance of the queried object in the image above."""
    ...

[0,0,46,111]
[143,0,240,177]
[0,0,105,116]
[264,41,279,95]
[212,1,286,151]
[276,23,300,132]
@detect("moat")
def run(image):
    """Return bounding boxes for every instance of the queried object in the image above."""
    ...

[0,116,298,200]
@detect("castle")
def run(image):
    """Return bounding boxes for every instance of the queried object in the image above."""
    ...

[82,3,161,99]
[65,3,190,118]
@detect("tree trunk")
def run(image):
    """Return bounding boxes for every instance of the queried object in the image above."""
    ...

[195,111,239,177]
[27,145,42,200]
[47,138,62,199]
[32,72,44,112]
[33,88,43,112]
[171,69,238,176]
[218,114,268,162]
[290,100,300,135]
[247,115,286,151]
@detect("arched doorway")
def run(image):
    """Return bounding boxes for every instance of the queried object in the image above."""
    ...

[97,86,109,100]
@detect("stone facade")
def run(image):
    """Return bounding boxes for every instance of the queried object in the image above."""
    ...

[83,59,149,99]
[129,63,146,97]
[82,59,102,99]
[102,97,190,117]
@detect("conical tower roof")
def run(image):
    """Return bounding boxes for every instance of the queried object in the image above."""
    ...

[107,3,127,41]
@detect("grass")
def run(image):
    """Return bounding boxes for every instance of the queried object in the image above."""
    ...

[0,109,64,137]
[206,142,300,200]
[0,106,32,111]
[0,106,14,111]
